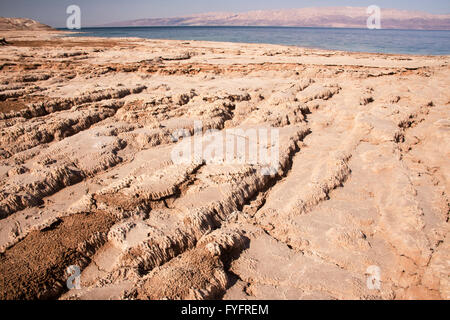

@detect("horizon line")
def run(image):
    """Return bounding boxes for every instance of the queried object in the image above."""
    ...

[59,25,450,32]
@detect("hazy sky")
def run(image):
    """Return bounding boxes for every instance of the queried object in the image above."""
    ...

[1,0,449,27]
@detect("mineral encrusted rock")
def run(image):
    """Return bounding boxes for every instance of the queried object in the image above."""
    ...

[0,28,448,300]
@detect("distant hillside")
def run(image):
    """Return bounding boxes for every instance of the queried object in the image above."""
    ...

[0,17,53,31]
[100,7,450,30]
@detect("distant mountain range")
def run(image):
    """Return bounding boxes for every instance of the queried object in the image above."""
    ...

[0,17,53,31]
[99,7,450,30]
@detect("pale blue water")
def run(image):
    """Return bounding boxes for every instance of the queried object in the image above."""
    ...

[61,26,450,56]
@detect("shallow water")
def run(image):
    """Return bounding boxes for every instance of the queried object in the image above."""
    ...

[62,26,450,55]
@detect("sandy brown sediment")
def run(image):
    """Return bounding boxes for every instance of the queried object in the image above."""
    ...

[0,210,117,300]
[0,30,448,300]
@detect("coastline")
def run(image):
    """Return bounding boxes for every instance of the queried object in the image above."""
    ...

[2,29,449,60]
[57,26,450,56]
[0,29,449,300]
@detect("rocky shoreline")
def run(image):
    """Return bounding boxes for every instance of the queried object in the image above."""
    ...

[0,29,448,300]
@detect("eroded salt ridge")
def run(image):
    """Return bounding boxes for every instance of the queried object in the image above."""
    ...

[0,32,448,300]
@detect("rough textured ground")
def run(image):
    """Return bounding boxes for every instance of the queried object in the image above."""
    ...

[0,30,448,300]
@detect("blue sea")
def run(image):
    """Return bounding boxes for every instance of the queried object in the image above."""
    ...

[61,26,450,56]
